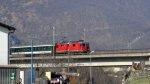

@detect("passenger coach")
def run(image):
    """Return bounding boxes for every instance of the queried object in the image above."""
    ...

[10,44,54,55]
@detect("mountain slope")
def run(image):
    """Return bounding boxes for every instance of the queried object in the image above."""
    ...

[0,0,150,50]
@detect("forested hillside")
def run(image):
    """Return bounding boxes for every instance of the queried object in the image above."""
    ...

[0,0,150,50]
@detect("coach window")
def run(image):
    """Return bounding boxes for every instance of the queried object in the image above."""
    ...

[33,47,36,51]
[36,47,39,51]
[38,47,41,51]
[16,48,18,52]
[23,48,26,52]
[48,46,51,50]
[16,48,19,52]
[11,49,13,53]
[50,46,52,50]
[13,49,15,52]
[11,49,13,52]
[46,47,49,50]
[13,49,16,52]
[38,47,40,51]
[15,48,18,52]
[44,47,46,50]
[40,47,42,51]
[14,49,17,52]
[17,48,19,52]
[44,47,47,50]
[39,47,41,51]
[23,48,25,52]
[27,48,30,52]
[18,48,21,52]
[39,47,42,51]
[42,47,44,51]
[19,48,22,52]
[21,48,23,52]
[20,48,22,52]
[47,46,49,50]
[41,47,44,51]
[22,48,24,52]
[15,48,17,52]
[21,48,22,52]
[35,47,37,51]
[15,49,17,52]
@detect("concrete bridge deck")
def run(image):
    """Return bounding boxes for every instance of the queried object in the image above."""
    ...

[10,51,150,60]
[10,61,150,68]
[9,50,150,68]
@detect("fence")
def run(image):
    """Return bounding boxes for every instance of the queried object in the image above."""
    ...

[0,66,20,84]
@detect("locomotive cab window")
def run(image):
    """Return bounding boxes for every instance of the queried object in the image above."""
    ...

[73,44,75,47]
[82,44,85,46]
[61,44,63,47]
[56,45,59,48]
[67,44,69,47]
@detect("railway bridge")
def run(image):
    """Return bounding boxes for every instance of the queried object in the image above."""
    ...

[10,50,150,68]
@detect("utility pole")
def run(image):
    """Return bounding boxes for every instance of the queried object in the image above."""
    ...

[67,41,70,72]
[53,27,55,57]
[90,53,92,84]
[53,27,56,66]
[30,40,34,84]
[83,28,86,41]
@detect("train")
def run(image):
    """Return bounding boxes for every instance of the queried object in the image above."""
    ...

[10,40,90,55]
[10,44,54,55]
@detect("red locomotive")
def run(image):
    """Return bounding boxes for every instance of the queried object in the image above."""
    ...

[56,40,90,54]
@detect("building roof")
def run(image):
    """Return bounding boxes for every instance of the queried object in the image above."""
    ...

[0,22,16,32]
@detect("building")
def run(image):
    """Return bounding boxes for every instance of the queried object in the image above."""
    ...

[0,22,15,65]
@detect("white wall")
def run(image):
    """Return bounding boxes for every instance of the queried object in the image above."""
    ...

[20,71,25,84]
[0,26,9,65]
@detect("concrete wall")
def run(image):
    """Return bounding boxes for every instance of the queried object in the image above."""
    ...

[0,26,9,65]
